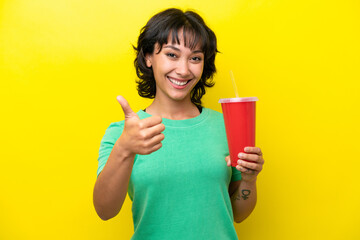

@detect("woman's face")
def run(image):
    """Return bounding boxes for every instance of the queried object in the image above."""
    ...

[146,32,204,104]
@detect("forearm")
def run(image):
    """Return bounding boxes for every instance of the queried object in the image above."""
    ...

[230,180,257,223]
[93,139,135,220]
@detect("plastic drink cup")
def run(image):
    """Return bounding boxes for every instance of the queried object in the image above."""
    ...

[219,97,258,167]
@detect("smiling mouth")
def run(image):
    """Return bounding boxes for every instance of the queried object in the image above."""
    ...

[167,77,191,86]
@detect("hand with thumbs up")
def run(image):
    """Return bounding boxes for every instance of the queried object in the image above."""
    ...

[93,96,165,220]
[116,96,165,156]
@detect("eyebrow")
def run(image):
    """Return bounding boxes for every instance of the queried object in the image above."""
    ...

[163,45,203,54]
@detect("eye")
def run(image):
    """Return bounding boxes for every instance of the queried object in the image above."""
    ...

[191,56,202,62]
[166,53,177,58]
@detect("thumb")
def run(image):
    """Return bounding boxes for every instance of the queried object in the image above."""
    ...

[116,96,138,119]
[225,155,231,167]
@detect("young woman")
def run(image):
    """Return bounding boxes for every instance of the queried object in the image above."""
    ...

[93,8,264,240]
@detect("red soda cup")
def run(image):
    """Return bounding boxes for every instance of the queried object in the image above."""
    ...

[219,97,258,167]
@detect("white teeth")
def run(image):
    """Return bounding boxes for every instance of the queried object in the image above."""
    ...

[168,77,188,86]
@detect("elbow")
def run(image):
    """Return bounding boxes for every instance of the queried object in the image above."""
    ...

[93,183,122,221]
[234,217,245,224]
[233,208,255,223]
[93,193,118,221]
[94,207,117,221]
[98,214,113,221]
[233,211,252,223]
[93,199,119,221]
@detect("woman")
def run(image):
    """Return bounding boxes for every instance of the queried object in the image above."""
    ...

[93,8,264,240]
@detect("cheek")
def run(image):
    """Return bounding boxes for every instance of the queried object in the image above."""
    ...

[195,63,204,77]
[190,62,204,75]
[153,59,172,73]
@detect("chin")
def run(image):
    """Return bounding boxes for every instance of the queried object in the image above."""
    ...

[169,93,190,102]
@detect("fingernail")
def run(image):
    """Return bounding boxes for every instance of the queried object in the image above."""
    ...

[237,160,242,165]
[238,153,245,158]
[244,147,249,152]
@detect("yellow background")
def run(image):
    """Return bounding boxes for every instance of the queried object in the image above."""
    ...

[1,0,359,239]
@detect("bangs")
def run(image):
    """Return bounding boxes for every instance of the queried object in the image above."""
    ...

[170,26,204,50]
[155,23,208,53]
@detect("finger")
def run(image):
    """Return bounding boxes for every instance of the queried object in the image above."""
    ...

[244,147,263,156]
[144,142,163,155]
[142,123,165,139]
[236,166,255,174]
[236,165,255,174]
[151,142,163,153]
[139,134,164,154]
[237,160,263,172]
[143,131,165,146]
[116,96,138,119]
[141,115,163,128]
[238,152,262,163]
[225,155,231,166]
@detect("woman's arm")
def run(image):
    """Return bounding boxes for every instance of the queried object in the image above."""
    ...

[93,96,165,220]
[93,138,136,220]
[229,179,257,223]
[226,147,264,223]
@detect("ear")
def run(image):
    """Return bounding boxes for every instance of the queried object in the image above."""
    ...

[145,54,152,68]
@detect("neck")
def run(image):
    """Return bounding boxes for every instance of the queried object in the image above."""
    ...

[145,97,201,120]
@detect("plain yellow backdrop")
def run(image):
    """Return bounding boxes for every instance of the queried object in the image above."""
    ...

[1,0,359,239]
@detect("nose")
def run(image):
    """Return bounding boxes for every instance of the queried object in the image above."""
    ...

[175,59,190,77]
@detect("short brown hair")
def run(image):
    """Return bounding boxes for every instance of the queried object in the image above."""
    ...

[133,8,218,107]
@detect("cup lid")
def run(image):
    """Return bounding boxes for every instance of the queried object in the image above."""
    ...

[218,97,258,103]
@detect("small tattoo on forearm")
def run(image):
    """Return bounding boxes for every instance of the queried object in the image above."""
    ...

[241,190,251,200]
[231,189,251,201]
[231,193,242,201]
